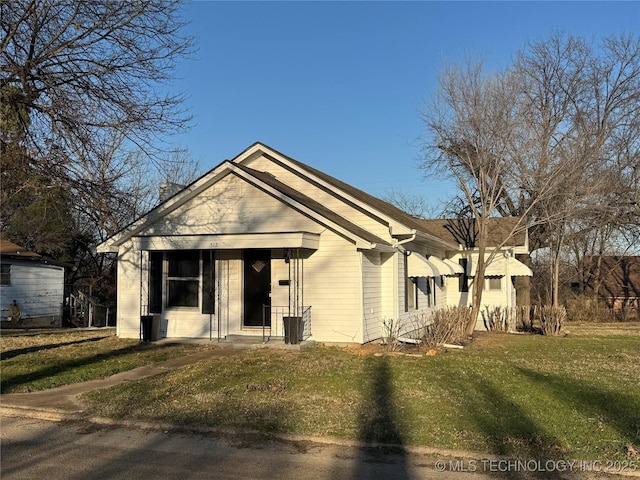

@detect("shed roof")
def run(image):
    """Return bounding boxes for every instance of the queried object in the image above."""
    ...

[0,240,71,267]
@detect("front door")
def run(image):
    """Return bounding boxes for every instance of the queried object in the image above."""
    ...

[243,250,271,327]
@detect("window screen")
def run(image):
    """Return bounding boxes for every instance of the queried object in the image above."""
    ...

[166,251,199,307]
[0,264,10,286]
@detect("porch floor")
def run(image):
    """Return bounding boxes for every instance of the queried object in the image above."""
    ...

[155,335,316,351]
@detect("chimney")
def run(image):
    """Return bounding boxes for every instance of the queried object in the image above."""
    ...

[159,182,185,203]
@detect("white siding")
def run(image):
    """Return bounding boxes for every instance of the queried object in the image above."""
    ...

[143,173,322,237]
[362,251,381,343]
[116,242,143,338]
[0,261,64,321]
[244,155,393,242]
[301,230,363,343]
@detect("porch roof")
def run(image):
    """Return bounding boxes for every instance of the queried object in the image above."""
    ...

[131,232,320,251]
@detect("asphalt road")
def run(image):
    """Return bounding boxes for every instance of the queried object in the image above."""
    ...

[0,416,494,480]
[2,416,626,480]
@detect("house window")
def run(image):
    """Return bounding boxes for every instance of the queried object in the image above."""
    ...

[423,277,438,307]
[485,277,502,290]
[0,264,10,285]
[459,259,469,292]
[433,277,438,305]
[408,277,419,310]
[166,251,200,307]
[149,251,214,312]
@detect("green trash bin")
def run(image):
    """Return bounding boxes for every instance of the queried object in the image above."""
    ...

[283,316,302,344]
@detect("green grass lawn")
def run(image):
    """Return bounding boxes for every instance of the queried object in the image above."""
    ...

[78,324,640,461]
[0,329,204,393]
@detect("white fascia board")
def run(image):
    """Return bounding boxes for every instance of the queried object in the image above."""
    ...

[234,144,414,236]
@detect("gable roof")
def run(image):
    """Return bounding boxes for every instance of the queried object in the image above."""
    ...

[233,163,389,246]
[418,217,528,249]
[97,159,390,252]
[98,142,529,255]
[0,240,41,258]
[232,142,458,250]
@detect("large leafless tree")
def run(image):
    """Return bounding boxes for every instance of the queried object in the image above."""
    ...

[422,33,640,327]
[1,0,197,297]
[422,59,564,334]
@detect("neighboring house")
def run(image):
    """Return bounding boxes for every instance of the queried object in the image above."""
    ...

[97,142,532,343]
[580,256,640,318]
[0,240,68,327]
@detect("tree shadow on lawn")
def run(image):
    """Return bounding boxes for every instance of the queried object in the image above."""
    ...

[516,367,640,456]
[1,342,170,393]
[0,335,109,361]
[437,366,570,479]
[348,355,409,480]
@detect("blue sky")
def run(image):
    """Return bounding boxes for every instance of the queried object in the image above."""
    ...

[170,1,639,206]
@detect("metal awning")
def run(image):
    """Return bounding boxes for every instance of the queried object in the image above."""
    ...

[467,255,533,277]
[407,253,439,277]
[428,256,463,276]
[443,258,464,275]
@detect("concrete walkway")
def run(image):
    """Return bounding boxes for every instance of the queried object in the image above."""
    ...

[0,347,242,420]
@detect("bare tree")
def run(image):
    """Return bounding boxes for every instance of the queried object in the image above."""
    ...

[511,33,640,304]
[1,0,197,299]
[1,0,194,160]
[422,59,564,334]
[422,33,640,329]
[382,188,442,219]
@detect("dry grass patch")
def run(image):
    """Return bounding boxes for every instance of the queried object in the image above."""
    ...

[81,331,640,460]
[0,329,205,393]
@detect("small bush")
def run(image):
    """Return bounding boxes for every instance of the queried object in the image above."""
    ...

[414,307,470,350]
[381,317,403,352]
[536,305,566,336]
[482,306,512,332]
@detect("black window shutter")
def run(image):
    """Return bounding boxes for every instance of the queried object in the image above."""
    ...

[149,251,163,313]
[202,250,215,314]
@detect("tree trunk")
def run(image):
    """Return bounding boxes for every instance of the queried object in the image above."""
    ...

[467,225,488,336]
[515,253,531,306]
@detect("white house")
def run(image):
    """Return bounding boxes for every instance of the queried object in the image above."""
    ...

[97,143,532,343]
[0,240,68,327]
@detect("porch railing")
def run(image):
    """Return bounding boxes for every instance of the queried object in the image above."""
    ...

[262,305,312,343]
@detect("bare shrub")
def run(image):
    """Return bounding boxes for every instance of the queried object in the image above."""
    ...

[416,307,470,350]
[381,317,403,352]
[482,306,512,332]
[565,296,616,323]
[535,305,566,336]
